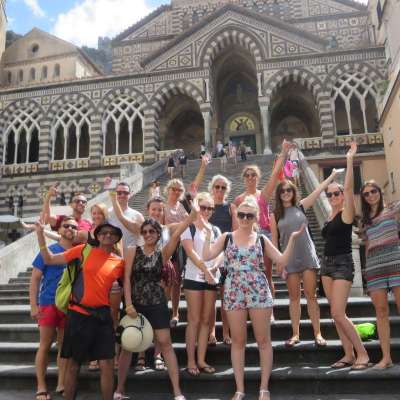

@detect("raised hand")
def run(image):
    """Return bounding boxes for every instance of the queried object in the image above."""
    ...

[282,139,292,154]
[346,142,357,159]
[104,176,113,190]
[291,223,306,240]
[189,203,199,223]
[47,183,59,198]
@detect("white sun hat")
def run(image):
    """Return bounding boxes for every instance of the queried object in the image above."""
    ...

[118,314,153,353]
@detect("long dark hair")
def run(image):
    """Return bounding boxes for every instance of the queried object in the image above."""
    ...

[360,180,384,226]
[274,180,298,223]
[140,218,162,242]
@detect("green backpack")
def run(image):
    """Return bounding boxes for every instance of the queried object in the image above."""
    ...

[355,322,376,341]
[55,245,92,314]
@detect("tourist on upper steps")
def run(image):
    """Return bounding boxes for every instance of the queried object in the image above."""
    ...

[42,184,92,232]
[202,196,304,400]
[208,174,239,346]
[34,218,125,400]
[120,208,198,400]
[167,155,176,179]
[164,157,208,328]
[359,180,400,369]
[181,192,222,376]
[29,215,77,400]
[321,142,370,370]
[270,169,340,349]
[149,180,161,199]
[178,151,188,178]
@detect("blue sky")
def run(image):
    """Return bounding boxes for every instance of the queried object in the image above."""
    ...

[6,0,368,48]
[6,0,166,47]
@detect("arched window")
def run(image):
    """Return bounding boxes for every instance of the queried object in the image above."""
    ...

[18,70,24,82]
[3,102,41,165]
[331,71,378,135]
[29,68,36,81]
[7,71,12,85]
[102,95,144,156]
[54,64,60,78]
[52,99,91,160]
[41,66,48,80]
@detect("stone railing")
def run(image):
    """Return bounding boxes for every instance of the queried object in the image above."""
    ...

[157,149,182,160]
[295,132,383,150]
[298,150,363,296]
[1,162,39,175]
[102,153,145,166]
[0,157,168,284]
[50,158,89,171]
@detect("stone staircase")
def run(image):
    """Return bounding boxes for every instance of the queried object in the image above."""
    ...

[0,156,399,398]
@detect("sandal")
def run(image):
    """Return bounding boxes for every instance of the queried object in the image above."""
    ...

[314,336,327,347]
[113,392,130,400]
[232,392,245,400]
[330,360,354,369]
[199,365,216,374]
[36,392,51,400]
[135,356,146,371]
[259,389,270,400]
[208,335,217,347]
[223,337,232,345]
[350,362,372,371]
[185,366,200,376]
[372,361,394,370]
[284,337,300,348]
[88,360,99,371]
[154,355,165,371]
[174,396,186,400]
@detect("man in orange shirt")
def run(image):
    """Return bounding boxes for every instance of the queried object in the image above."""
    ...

[35,220,124,400]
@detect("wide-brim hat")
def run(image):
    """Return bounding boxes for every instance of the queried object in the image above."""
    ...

[93,222,123,243]
[118,314,153,353]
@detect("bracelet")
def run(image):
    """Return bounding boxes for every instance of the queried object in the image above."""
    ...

[125,304,134,311]
[109,191,117,196]
[39,245,47,250]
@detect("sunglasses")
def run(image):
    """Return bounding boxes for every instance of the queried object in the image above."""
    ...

[244,172,257,178]
[199,205,214,212]
[73,199,87,204]
[280,188,293,194]
[237,212,256,220]
[171,187,183,193]
[116,191,130,196]
[362,188,379,198]
[98,230,118,237]
[62,223,78,230]
[214,185,227,191]
[326,191,342,198]
[142,228,157,235]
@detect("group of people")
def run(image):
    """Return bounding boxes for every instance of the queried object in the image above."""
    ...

[28,138,400,400]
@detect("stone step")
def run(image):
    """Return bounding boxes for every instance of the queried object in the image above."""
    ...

[0,362,399,395]
[0,339,397,366]
[0,317,397,343]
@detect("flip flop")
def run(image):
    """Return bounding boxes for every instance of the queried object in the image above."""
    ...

[36,392,51,400]
[350,362,372,371]
[135,356,146,371]
[372,362,394,370]
[223,337,232,345]
[185,367,200,377]
[284,337,300,348]
[314,337,327,347]
[208,335,217,347]
[330,360,353,369]
[154,356,165,371]
[199,365,216,374]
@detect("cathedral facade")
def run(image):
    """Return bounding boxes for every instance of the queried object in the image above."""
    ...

[0,0,389,215]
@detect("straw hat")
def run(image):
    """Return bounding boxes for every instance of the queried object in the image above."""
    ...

[117,314,153,353]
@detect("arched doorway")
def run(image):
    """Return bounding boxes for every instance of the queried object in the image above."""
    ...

[270,81,321,151]
[212,46,262,154]
[159,94,204,159]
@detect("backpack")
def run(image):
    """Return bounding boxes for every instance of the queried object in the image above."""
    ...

[177,224,219,275]
[355,322,376,341]
[55,244,92,314]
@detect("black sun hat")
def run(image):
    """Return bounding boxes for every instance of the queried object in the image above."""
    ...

[93,222,123,242]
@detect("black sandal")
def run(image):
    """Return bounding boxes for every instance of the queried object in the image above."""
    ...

[135,356,146,371]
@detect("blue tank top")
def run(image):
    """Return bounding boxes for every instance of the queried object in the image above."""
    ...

[209,203,232,233]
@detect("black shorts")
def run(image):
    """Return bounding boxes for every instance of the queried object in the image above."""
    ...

[134,302,170,330]
[61,309,115,363]
[183,279,218,291]
[321,253,354,282]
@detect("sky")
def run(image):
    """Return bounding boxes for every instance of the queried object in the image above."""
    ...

[6,0,368,49]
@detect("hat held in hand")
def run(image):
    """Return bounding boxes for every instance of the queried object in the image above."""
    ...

[116,314,153,353]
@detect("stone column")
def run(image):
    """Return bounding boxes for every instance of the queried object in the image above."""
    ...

[202,110,211,150]
[38,118,51,172]
[143,107,158,163]
[259,105,272,155]
[89,112,102,168]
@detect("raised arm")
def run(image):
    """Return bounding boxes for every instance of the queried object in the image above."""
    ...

[123,246,138,318]
[342,142,357,224]
[34,221,68,265]
[230,203,239,230]
[162,206,198,262]
[262,139,290,201]
[264,224,305,268]
[42,185,59,227]
[109,191,141,235]
[300,169,338,211]
[190,157,208,194]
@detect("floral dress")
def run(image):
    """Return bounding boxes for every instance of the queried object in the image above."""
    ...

[223,236,273,311]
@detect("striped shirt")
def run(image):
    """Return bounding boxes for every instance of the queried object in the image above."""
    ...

[365,201,400,253]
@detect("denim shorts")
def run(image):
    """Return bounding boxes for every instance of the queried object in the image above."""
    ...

[321,253,354,282]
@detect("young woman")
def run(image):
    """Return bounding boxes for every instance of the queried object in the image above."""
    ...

[208,175,238,345]
[321,143,370,370]
[181,192,223,376]
[270,169,339,348]
[203,196,304,400]
[360,180,400,369]
[167,156,175,179]
[117,209,197,400]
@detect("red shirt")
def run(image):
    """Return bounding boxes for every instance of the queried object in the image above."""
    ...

[63,244,124,315]
[52,215,92,232]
